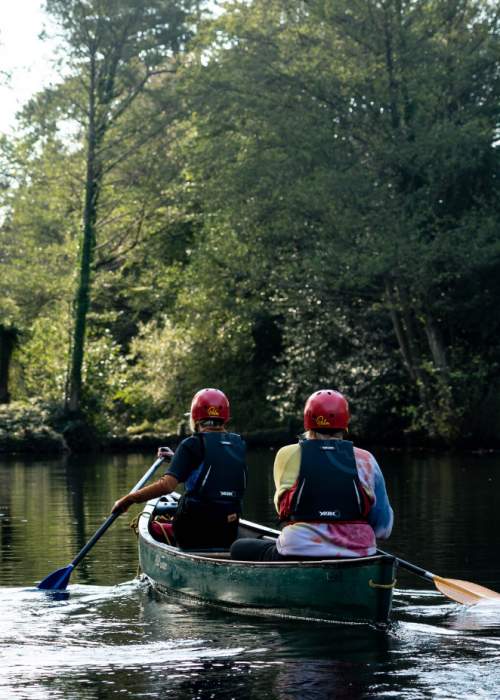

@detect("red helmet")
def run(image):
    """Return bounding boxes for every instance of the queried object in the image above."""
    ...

[190,388,230,423]
[304,389,350,431]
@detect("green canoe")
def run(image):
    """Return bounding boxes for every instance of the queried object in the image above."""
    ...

[138,498,396,626]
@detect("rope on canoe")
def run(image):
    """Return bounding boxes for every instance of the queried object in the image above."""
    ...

[129,509,150,538]
[129,512,149,577]
[369,579,397,589]
[129,513,141,538]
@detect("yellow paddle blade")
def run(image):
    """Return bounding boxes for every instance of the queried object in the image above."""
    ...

[433,575,500,605]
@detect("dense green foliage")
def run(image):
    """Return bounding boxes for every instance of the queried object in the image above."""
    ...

[1,0,499,448]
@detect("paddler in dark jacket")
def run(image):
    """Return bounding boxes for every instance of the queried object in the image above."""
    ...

[231,389,393,561]
[112,388,247,549]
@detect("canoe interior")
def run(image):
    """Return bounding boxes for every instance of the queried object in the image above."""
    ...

[138,497,396,626]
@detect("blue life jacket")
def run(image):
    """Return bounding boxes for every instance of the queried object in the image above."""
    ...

[185,432,247,512]
[287,439,369,523]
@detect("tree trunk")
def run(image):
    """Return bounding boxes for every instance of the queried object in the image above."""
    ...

[65,55,102,415]
[385,280,431,410]
[397,284,431,389]
[0,325,18,404]
[385,281,417,382]
[382,4,401,131]
[424,315,449,374]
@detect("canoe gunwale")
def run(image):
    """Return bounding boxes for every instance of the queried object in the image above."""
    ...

[138,499,395,569]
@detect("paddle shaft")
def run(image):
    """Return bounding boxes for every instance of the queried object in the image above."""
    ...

[69,455,165,568]
[377,548,434,582]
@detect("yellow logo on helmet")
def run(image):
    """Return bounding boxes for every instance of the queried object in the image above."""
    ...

[316,415,330,427]
[207,406,220,417]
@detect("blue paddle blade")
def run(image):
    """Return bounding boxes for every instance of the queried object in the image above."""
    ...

[35,457,165,592]
[37,564,74,591]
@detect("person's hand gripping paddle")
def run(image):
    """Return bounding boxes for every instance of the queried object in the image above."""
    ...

[37,455,167,591]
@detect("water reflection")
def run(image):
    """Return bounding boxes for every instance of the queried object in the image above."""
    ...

[1,451,500,699]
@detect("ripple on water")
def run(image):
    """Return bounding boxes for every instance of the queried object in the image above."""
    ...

[446,599,500,632]
[1,581,500,700]
[0,581,246,697]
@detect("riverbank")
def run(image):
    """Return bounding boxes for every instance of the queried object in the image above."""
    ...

[1,401,498,455]
[0,402,66,455]
[0,422,298,456]
[0,401,300,455]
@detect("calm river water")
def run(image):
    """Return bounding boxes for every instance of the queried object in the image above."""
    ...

[1,447,499,699]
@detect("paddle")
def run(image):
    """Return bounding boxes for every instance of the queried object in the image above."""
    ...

[377,548,500,605]
[236,520,500,605]
[37,455,166,591]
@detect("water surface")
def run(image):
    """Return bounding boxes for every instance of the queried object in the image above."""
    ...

[1,448,499,698]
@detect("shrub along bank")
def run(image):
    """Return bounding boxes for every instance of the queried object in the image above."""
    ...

[0,402,66,455]
[1,401,499,456]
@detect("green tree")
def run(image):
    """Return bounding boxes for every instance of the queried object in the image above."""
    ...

[170,0,500,441]
[0,134,80,403]
[43,0,196,415]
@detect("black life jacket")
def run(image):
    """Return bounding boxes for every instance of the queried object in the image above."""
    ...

[287,439,369,523]
[185,432,247,512]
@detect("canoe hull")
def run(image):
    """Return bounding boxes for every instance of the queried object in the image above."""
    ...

[138,501,396,625]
